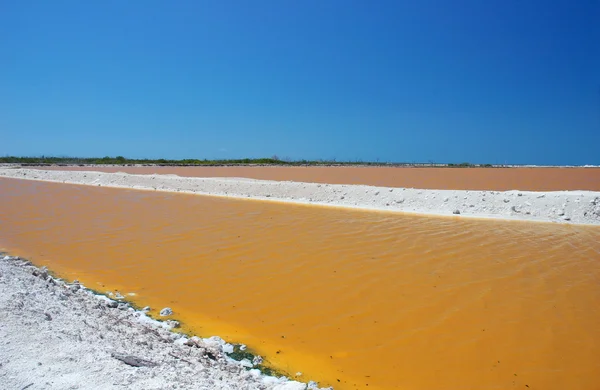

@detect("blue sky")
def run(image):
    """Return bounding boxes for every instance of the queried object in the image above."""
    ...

[1,1,599,164]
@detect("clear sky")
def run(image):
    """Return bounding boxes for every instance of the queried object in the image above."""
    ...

[1,1,599,165]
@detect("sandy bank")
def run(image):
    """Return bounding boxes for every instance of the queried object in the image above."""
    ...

[1,168,600,225]
[33,165,600,191]
[0,254,327,390]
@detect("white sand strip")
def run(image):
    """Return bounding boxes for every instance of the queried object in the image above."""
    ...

[0,255,327,390]
[1,167,599,225]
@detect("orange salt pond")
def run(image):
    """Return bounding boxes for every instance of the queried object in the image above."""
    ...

[1,177,599,389]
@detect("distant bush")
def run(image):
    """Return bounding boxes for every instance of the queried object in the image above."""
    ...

[448,162,468,167]
[0,155,497,167]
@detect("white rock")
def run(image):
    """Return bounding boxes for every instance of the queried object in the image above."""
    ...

[272,381,308,390]
[174,336,189,346]
[252,355,263,366]
[167,320,180,328]
[239,358,253,368]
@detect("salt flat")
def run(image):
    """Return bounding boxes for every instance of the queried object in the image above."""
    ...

[1,167,599,225]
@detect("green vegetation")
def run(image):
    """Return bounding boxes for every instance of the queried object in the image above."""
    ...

[0,155,290,166]
[226,344,284,376]
[448,162,472,167]
[227,344,256,362]
[0,155,499,167]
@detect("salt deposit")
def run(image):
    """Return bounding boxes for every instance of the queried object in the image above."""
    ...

[1,167,599,225]
[0,254,328,389]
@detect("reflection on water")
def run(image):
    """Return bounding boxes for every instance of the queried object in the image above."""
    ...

[1,178,599,389]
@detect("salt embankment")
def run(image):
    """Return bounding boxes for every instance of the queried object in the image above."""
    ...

[0,254,328,390]
[1,167,599,225]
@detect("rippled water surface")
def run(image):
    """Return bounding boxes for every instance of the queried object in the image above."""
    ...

[1,178,599,389]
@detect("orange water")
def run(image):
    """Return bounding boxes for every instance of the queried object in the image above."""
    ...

[1,177,599,389]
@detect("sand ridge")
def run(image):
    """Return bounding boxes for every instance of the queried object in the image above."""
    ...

[1,167,599,225]
[32,165,600,191]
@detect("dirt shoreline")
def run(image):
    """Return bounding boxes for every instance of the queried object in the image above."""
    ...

[1,168,599,225]
[0,254,327,390]
[29,164,600,191]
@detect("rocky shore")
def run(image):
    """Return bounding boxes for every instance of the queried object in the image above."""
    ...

[0,255,328,390]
